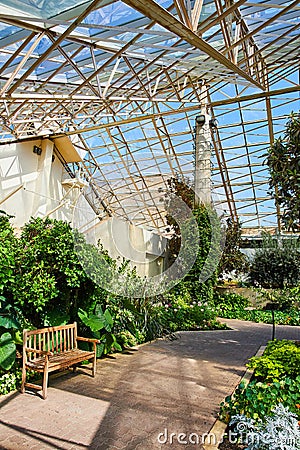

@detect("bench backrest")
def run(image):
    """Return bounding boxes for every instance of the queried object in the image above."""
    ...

[23,322,78,360]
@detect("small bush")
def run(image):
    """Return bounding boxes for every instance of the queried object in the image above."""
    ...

[249,234,300,288]
[220,339,300,427]
[220,376,300,424]
[0,367,38,396]
[156,288,226,332]
[212,292,249,315]
[0,370,22,395]
[247,339,300,382]
[116,330,138,348]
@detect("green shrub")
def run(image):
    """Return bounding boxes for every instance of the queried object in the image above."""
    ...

[212,292,249,315]
[247,339,300,382]
[220,377,300,424]
[249,233,300,288]
[220,339,300,426]
[115,330,138,348]
[0,370,22,395]
[156,285,227,332]
[215,305,300,326]
[0,211,17,297]
[0,367,38,396]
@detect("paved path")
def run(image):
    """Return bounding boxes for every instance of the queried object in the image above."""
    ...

[0,319,299,450]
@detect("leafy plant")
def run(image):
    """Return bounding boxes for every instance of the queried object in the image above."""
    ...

[212,292,249,315]
[218,218,249,280]
[220,377,300,424]
[0,332,16,371]
[0,367,38,395]
[164,177,221,303]
[230,403,300,450]
[78,304,122,356]
[115,330,138,348]
[247,340,300,382]
[0,369,22,395]
[0,211,17,297]
[266,112,300,231]
[10,217,100,327]
[220,339,300,429]
[156,285,226,332]
[249,233,300,288]
[0,296,23,371]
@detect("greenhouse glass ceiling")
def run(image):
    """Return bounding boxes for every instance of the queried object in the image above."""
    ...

[0,0,299,234]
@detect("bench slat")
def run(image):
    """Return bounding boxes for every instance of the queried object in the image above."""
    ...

[26,349,95,371]
[26,323,76,336]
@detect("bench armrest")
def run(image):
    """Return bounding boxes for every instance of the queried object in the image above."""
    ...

[77,336,101,344]
[24,347,53,356]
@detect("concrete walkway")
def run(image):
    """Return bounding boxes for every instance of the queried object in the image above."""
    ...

[0,319,299,450]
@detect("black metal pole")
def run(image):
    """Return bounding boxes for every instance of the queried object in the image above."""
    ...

[271,309,275,340]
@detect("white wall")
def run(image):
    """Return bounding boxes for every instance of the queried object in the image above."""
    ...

[0,139,71,227]
[82,217,167,277]
[0,139,166,277]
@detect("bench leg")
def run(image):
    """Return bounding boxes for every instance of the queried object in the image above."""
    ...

[21,363,26,394]
[42,359,49,400]
[92,343,97,377]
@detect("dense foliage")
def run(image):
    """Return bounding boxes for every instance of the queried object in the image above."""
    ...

[247,339,300,382]
[220,377,300,424]
[213,290,300,326]
[156,283,226,332]
[217,218,249,280]
[12,217,96,327]
[212,292,249,315]
[266,113,300,231]
[220,340,300,424]
[0,211,17,298]
[249,233,300,288]
[165,176,221,303]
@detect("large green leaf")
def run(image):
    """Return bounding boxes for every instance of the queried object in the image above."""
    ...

[95,304,104,316]
[96,343,105,357]
[104,309,113,327]
[0,332,16,370]
[0,315,20,329]
[78,308,105,332]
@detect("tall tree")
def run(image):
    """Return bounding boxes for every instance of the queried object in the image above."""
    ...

[266,113,300,231]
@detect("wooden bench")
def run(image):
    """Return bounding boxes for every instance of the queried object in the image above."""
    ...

[21,322,100,399]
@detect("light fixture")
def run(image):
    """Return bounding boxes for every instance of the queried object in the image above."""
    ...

[195,114,206,126]
[209,118,218,129]
[33,145,42,155]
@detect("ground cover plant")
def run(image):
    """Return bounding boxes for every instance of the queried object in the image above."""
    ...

[229,403,300,450]
[219,339,300,449]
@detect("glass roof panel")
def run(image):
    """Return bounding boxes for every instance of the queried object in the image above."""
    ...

[0,0,94,19]
[0,0,299,233]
